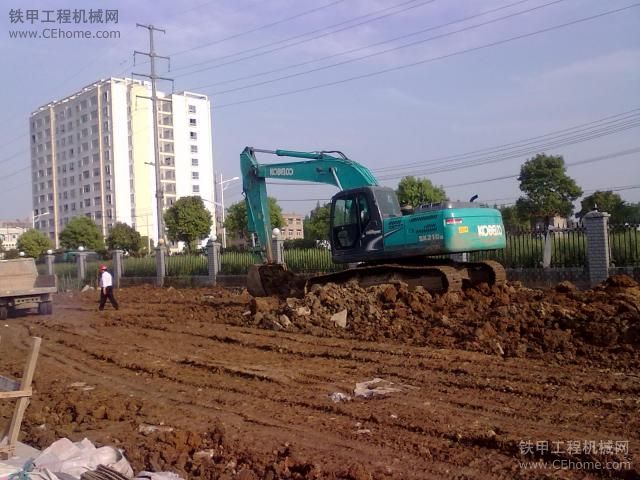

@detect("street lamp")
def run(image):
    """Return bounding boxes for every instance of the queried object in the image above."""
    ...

[32,211,50,229]
[218,174,239,248]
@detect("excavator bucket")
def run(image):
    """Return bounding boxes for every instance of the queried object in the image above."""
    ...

[247,264,305,297]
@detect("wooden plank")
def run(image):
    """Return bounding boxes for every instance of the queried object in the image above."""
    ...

[5,337,40,451]
[0,389,32,399]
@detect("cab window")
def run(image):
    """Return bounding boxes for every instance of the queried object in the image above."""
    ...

[332,197,358,249]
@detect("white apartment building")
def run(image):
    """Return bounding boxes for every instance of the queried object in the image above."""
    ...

[0,225,28,251]
[30,77,216,249]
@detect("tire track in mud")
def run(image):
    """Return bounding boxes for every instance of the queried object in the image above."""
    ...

[25,326,475,478]
[31,318,640,476]
[6,287,639,479]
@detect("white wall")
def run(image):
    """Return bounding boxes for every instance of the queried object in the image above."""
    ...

[110,82,132,227]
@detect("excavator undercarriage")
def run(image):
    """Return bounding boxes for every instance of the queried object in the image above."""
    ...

[247,260,506,298]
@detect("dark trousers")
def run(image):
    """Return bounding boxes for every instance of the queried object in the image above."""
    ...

[99,286,119,310]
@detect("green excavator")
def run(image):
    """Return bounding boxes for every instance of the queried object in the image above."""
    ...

[240,147,507,297]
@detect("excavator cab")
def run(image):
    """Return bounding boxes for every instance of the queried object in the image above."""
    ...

[329,186,400,263]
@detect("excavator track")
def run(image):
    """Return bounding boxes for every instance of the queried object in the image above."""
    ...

[306,264,463,294]
[248,260,506,297]
[454,260,507,289]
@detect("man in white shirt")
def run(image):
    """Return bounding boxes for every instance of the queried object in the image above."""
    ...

[98,264,119,311]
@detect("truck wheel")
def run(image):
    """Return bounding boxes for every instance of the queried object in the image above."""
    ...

[0,307,7,320]
[38,301,53,315]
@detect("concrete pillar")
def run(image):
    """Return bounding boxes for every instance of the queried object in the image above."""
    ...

[207,238,221,285]
[542,228,553,268]
[155,244,166,287]
[45,254,55,276]
[584,210,610,287]
[77,252,87,283]
[272,236,285,265]
[112,250,123,288]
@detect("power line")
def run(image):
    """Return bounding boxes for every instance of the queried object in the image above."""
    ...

[374,108,640,173]
[173,0,436,77]
[192,0,534,90]
[206,0,567,95]
[169,0,348,57]
[0,148,28,166]
[376,117,640,179]
[441,147,640,189]
[483,184,640,205]
[214,3,640,108]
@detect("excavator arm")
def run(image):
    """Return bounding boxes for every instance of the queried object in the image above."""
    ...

[241,146,378,262]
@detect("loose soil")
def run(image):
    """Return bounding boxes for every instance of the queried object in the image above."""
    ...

[0,277,638,479]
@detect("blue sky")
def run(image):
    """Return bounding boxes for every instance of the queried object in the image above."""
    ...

[1,0,639,221]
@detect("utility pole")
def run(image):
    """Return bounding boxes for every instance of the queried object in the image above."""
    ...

[133,24,173,245]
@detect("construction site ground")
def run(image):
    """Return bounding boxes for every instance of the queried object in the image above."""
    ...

[1,277,639,479]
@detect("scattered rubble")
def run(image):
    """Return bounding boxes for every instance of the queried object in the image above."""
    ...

[246,275,640,363]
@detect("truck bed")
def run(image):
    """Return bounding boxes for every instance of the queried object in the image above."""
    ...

[0,259,57,297]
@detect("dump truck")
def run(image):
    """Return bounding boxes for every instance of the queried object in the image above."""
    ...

[240,147,507,296]
[0,258,57,319]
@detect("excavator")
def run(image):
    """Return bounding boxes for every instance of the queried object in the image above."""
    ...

[241,147,507,297]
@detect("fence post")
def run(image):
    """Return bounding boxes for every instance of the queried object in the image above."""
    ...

[76,252,87,284]
[542,227,553,268]
[207,238,221,285]
[155,241,166,287]
[112,250,123,288]
[272,235,284,265]
[584,210,610,287]
[45,252,55,276]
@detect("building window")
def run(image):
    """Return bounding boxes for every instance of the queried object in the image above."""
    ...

[190,131,197,140]
[84,199,91,207]
[189,118,197,126]
[191,172,199,180]
[192,185,200,193]
[191,158,198,166]
[188,105,196,113]
[190,145,198,153]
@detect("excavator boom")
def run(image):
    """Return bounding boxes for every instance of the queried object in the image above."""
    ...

[241,147,377,262]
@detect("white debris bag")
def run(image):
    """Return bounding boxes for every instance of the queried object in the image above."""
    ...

[33,438,133,479]
[353,377,418,398]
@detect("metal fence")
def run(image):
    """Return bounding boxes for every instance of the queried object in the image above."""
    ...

[609,223,640,266]
[36,223,640,287]
[471,227,588,268]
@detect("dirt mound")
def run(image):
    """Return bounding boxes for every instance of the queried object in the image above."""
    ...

[245,275,640,363]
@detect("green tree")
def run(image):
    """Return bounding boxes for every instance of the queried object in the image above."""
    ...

[59,217,105,251]
[515,154,582,225]
[576,191,627,223]
[499,205,529,230]
[225,197,284,238]
[106,222,143,254]
[622,202,640,223]
[16,229,53,258]
[396,176,447,207]
[304,202,331,241]
[164,196,213,252]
